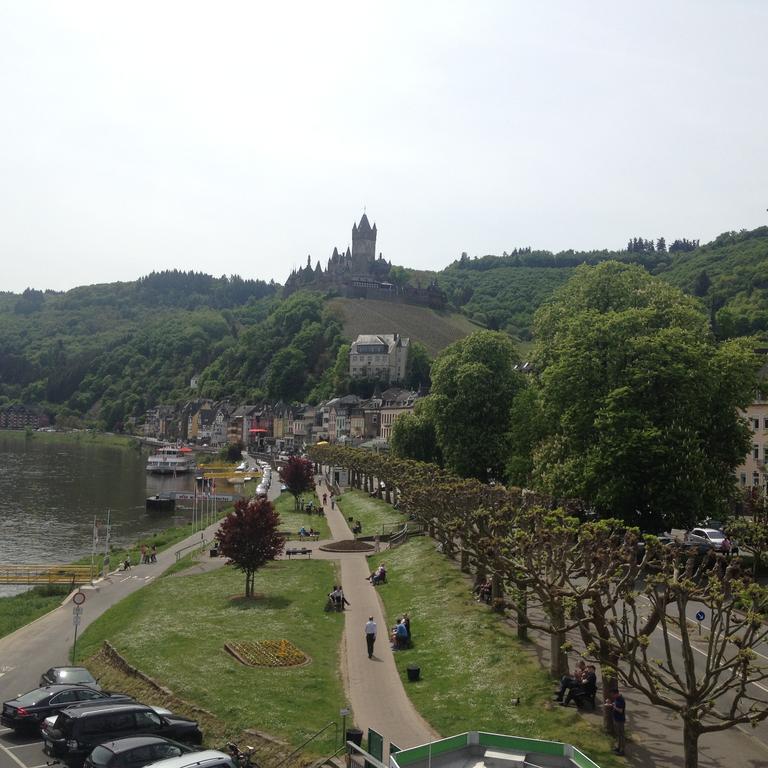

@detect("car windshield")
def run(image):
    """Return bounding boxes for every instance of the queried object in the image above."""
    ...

[14,688,47,705]
[88,746,115,767]
[707,531,725,541]
[54,669,95,684]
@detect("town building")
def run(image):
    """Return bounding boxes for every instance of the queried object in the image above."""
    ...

[0,404,50,430]
[349,334,409,384]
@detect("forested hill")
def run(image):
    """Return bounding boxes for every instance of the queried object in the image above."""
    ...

[434,226,768,339]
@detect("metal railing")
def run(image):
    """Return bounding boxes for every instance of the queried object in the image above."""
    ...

[0,564,92,585]
[270,722,338,768]
[174,538,210,561]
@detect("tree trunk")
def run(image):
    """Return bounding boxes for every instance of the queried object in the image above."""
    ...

[460,545,470,573]
[491,574,505,613]
[683,719,700,768]
[549,603,567,678]
[516,583,528,641]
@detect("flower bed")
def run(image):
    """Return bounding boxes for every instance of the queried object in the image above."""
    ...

[225,639,309,667]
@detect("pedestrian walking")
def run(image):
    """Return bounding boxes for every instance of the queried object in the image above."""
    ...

[365,616,377,658]
[140,544,147,564]
[605,688,626,756]
[150,544,158,563]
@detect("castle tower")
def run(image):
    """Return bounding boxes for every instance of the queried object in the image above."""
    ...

[351,214,377,273]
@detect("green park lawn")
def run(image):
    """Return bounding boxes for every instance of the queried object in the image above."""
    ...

[273,492,331,539]
[336,489,407,536]
[370,538,624,768]
[77,558,345,754]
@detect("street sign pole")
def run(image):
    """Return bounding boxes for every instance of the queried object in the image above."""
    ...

[71,595,85,664]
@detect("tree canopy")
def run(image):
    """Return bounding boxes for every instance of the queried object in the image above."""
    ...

[532,261,758,531]
[428,330,524,481]
[278,456,315,509]
[216,498,285,597]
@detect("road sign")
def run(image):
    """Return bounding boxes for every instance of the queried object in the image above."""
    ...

[72,591,86,605]
[695,610,706,621]
[340,708,350,717]
[72,614,81,627]
[73,605,83,617]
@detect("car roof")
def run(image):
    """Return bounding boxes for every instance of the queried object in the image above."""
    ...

[6,685,104,704]
[146,750,232,768]
[95,736,184,754]
[62,702,153,718]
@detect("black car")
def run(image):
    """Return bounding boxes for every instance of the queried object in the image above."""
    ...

[1,686,129,734]
[40,667,101,690]
[84,736,195,768]
[44,702,203,766]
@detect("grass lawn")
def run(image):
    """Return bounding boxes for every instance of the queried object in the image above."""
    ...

[76,558,345,754]
[370,538,623,768]
[336,490,407,536]
[0,585,70,639]
[273,493,331,539]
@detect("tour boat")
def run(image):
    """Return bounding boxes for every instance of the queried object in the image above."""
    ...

[145,445,196,474]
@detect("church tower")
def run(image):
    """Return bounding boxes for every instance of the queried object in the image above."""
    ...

[351,214,377,273]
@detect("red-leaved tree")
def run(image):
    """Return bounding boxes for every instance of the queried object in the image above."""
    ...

[279,456,315,510]
[216,498,285,597]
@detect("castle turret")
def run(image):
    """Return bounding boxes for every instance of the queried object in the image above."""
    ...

[351,214,377,272]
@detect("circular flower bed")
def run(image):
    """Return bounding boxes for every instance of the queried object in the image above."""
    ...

[225,639,309,667]
[319,539,374,552]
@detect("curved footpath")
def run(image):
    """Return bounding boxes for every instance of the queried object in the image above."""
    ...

[312,477,438,753]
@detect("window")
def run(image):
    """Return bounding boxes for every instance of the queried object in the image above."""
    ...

[741,472,747,486]
[754,472,761,486]
[754,444,760,459]
[763,416,768,429]
[754,418,761,430]
[134,711,162,730]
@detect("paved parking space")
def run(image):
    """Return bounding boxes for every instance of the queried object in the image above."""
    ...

[0,727,49,768]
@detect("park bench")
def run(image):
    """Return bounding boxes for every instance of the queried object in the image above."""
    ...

[279,532,320,541]
[285,548,312,559]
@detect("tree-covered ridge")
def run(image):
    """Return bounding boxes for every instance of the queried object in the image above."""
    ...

[0,271,278,428]
[435,226,768,340]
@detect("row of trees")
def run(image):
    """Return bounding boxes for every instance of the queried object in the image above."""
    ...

[392,262,759,532]
[308,443,768,768]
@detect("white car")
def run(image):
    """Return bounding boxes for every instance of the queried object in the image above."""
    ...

[686,527,728,550]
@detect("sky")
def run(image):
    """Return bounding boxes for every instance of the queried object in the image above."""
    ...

[1,1,767,294]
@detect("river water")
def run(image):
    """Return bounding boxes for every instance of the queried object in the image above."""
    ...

[0,432,199,594]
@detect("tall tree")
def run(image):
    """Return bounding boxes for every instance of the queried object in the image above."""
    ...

[216,498,285,597]
[279,455,316,510]
[428,330,524,481]
[404,341,432,390]
[389,402,442,464]
[533,261,758,531]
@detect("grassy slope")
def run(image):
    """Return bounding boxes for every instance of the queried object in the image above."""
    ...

[77,559,345,753]
[370,538,623,768]
[336,489,408,535]
[329,298,482,357]
[273,492,331,538]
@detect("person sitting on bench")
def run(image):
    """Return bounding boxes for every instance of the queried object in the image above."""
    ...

[367,563,387,585]
[562,664,597,708]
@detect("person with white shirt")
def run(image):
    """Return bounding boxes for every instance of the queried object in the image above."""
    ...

[365,616,377,658]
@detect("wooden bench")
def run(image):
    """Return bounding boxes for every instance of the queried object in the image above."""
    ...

[285,548,312,559]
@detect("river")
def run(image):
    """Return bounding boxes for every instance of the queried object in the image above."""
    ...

[0,432,201,594]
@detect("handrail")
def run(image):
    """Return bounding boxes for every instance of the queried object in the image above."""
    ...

[270,721,338,768]
[175,538,209,561]
[316,743,347,768]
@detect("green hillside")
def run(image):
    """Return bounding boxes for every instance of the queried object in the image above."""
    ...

[329,297,482,357]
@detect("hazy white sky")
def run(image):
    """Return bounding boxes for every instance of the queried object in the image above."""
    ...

[1,1,767,293]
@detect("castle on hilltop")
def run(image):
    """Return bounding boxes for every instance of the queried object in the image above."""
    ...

[284,214,446,309]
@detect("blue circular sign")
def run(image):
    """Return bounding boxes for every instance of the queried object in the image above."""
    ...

[695,610,705,621]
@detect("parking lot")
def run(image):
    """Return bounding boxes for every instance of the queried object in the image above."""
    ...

[0,726,49,768]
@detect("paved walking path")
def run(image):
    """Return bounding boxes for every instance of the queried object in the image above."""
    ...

[313,477,438,753]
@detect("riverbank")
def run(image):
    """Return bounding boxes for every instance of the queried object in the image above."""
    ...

[0,518,215,640]
[0,428,141,450]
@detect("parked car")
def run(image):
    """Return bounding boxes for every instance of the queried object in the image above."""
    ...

[84,736,196,768]
[686,527,736,552]
[145,750,238,768]
[44,702,203,766]
[1,686,130,734]
[40,667,101,689]
[40,705,172,742]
